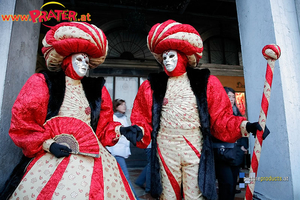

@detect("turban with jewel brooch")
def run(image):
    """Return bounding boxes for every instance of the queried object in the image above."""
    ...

[147,19,203,68]
[42,22,108,72]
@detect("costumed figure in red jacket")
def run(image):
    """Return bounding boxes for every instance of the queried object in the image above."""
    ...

[130,20,266,200]
[6,22,142,200]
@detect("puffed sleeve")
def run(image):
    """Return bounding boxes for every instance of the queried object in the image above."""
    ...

[207,75,248,143]
[130,80,153,148]
[96,86,122,147]
[9,74,50,158]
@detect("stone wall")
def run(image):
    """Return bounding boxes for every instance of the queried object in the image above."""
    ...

[0,0,43,190]
[236,0,300,199]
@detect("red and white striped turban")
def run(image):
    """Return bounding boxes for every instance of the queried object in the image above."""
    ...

[147,19,203,68]
[42,22,108,71]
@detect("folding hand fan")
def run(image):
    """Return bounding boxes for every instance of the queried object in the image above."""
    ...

[44,116,101,158]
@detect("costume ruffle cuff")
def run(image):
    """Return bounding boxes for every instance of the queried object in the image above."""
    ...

[43,139,56,152]
[138,126,145,143]
[114,125,122,140]
[240,120,250,137]
[139,126,145,136]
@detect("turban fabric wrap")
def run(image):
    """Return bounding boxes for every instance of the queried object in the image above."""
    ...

[147,19,203,68]
[42,22,108,71]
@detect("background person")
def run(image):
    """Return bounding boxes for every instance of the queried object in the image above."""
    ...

[213,87,249,200]
[135,141,151,194]
[106,99,139,199]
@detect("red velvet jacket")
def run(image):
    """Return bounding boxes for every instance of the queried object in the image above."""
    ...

[9,71,120,158]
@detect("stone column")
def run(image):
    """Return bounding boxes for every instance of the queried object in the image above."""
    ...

[0,0,43,190]
[236,0,300,199]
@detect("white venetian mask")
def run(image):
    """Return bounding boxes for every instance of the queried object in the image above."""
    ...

[163,50,178,72]
[71,53,90,77]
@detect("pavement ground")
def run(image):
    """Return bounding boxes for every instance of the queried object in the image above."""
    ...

[128,168,249,200]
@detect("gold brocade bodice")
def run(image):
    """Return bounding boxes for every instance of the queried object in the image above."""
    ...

[160,73,201,130]
[58,76,91,125]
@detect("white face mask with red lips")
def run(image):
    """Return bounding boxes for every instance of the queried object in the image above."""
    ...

[163,50,178,72]
[162,50,188,77]
[71,53,90,77]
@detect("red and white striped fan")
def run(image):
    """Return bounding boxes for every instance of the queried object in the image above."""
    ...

[44,116,100,157]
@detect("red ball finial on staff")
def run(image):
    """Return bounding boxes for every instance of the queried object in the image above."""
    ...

[262,44,281,60]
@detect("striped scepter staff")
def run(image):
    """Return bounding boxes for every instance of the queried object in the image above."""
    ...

[245,44,281,200]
